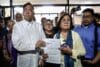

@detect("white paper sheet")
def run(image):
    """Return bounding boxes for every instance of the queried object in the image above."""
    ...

[43,39,61,64]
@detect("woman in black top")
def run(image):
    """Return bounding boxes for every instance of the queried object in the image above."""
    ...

[42,19,60,67]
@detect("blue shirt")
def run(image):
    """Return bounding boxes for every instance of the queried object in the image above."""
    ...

[74,23,100,59]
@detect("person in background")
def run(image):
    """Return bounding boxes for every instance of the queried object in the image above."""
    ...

[42,19,58,67]
[94,13,100,26]
[0,17,4,42]
[53,16,59,33]
[0,17,9,67]
[54,12,66,34]
[15,13,23,23]
[74,8,100,67]
[3,20,17,67]
[0,17,6,67]
[57,11,66,23]
[41,17,47,27]
[12,2,45,67]
[55,13,86,67]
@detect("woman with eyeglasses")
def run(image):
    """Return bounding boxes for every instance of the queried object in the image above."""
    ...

[54,13,86,67]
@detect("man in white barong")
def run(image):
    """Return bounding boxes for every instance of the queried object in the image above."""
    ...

[12,2,45,67]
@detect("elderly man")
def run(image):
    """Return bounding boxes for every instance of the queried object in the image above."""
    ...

[12,2,45,67]
[15,13,23,23]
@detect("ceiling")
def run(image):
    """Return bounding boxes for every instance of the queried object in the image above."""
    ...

[69,0,100,4]
[0,0,100,6]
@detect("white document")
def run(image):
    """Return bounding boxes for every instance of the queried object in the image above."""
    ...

[43,39,61,64]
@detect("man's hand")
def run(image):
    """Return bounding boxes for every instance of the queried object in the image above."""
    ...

[84,60,95,64]
[3,49,12,62]
[36,40,45,48]
[84,51,100,64]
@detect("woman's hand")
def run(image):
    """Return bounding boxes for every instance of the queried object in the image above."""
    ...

[42,54,48,61]
[39,59,44,67]
[39,54,48,67]
[59,46,72,55]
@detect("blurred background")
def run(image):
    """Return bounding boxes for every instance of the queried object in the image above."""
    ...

[0,0,100,24]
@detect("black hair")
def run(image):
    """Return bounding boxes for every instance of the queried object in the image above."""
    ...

[43,19,53,30]
[83,8,94,16]
[57,13,74,31]
[46,19,53,24]
[94,13,100,19]
[23,2,33,9]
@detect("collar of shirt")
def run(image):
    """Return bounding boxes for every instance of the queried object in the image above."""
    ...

[81,22,95,29]
[24,19,35,26]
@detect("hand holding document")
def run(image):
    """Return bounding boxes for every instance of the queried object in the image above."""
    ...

[43,39,61,64]
[36,40,46,48]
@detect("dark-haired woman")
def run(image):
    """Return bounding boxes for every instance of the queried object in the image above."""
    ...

[54,13,86,67]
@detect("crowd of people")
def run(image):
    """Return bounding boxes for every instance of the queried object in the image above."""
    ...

[0,2,100,67]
